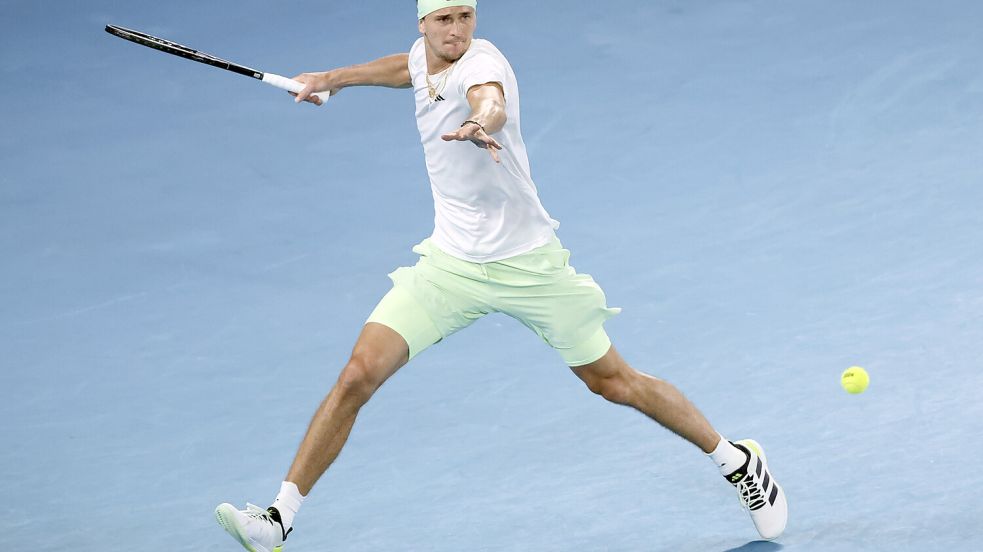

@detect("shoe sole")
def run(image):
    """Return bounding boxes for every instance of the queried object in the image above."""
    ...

[215,504,283,552]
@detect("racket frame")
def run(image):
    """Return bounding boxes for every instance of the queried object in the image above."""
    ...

[105,24,326,101]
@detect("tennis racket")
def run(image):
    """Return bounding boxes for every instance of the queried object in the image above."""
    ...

[105,24,328,103]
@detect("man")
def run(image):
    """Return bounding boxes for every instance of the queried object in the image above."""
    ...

[215,2,787,550]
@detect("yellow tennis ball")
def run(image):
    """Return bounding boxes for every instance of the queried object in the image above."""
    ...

[841,366,869,394]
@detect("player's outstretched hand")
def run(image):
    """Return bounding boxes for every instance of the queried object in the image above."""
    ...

[289,72,340,106]
[441,123,503,163]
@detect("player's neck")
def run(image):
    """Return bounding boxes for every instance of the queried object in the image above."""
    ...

[425,45,462,75]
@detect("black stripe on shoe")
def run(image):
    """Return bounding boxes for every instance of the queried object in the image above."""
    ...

[725,442,752,485]
[762,471,771,493]
[266,507,291,541]
[755,457,762,478]
[768,484,779,506]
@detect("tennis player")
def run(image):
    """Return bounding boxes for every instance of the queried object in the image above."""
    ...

[215,2,787,550]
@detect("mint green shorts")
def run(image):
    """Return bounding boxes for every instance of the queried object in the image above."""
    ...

[366,236,621,366]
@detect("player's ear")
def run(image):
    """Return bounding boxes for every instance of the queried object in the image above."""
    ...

[418,16,426,34]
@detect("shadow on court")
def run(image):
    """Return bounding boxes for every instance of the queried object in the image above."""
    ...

[723,541,784,552]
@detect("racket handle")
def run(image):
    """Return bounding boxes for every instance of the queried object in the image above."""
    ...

[262,73,329,103]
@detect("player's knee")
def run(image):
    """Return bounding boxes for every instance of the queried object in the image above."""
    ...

[583,373,631,405]
[336,355,385,404]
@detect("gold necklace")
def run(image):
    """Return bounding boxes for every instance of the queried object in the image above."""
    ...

[425,62,456,101]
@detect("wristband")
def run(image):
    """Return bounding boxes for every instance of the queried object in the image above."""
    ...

[461,120,486,133]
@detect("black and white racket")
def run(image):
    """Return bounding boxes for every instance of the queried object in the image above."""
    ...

[105,24,327,103]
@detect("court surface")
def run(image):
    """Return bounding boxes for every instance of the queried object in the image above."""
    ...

[2,1,981,550]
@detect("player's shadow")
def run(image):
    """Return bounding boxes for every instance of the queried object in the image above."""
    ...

[721,541,783,552]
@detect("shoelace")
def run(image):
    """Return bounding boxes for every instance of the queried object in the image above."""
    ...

[243,503,273,520]
[736,475,767,511]
[243,503,290,541]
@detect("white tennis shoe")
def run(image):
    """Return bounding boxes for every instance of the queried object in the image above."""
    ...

[215,502,291,552]
[725,439,788,540]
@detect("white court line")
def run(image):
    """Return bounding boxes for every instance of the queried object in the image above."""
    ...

[1,291,149,331]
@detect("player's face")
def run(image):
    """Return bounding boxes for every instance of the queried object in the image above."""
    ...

[419,7,476,63]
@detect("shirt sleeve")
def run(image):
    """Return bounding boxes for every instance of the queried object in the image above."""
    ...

[408,38,424,85]
[457,51,509,101]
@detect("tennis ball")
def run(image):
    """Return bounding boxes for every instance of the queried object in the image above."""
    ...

[841,366,869,394]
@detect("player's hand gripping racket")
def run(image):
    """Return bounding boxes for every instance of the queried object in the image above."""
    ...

[105,24,328,104]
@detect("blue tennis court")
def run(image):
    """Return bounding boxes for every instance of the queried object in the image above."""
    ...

[2,1,981,550]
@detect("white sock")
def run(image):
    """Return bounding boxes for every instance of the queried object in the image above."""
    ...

[707,436,749,475]
[271,481,305,530]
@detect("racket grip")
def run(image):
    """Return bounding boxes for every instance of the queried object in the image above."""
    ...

[262,73,328,103]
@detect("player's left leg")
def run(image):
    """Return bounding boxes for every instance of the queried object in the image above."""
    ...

[482,235,786,539]
[570,345,718,451]
[571,345,787,540]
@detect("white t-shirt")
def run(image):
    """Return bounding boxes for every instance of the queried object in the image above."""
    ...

[408,37,559,263]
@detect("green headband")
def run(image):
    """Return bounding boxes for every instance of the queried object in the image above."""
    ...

[418,0,477,20]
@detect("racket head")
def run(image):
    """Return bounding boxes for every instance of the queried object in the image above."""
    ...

[106,24,327,103]
[105,25,261,79]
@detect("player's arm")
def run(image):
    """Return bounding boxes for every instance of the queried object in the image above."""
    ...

[292,53,412,106]
[440,82,506,163]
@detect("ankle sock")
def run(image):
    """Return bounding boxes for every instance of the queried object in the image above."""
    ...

[707,436,749,475]
[271,481,305,530]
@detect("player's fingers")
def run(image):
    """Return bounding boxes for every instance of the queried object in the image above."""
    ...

[488,145,501,163]
[442,131,462,141]
[472,130,500,150]
[295,84,315,104]
[302,90,324,106]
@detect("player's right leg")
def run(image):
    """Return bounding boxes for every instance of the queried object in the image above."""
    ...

[215,240,489,551]
[215,240,490,552]
[286,321,411,493]
[215,322,413,552]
